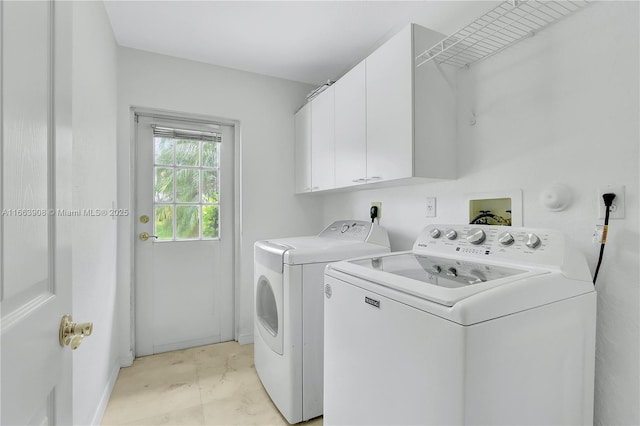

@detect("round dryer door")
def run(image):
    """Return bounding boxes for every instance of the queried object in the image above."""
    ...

[254,271,284,355]
[257,276,279,337]
[254,240,286,355]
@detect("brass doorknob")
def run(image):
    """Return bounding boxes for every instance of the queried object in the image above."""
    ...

[59,314,93,350]
[139,232,158,241]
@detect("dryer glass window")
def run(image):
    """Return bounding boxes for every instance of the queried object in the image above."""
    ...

[350,254,526,288]
[257,276,279,336]
[153,131,220,241]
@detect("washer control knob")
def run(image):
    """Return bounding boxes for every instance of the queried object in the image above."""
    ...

[497,232,515,246]
[445,229,457,240]
[467,228,486,245]
[431,265,442,274]
[340,224,350,233]
[430,228,441,239]
[446,267,457,277]
[524,233,541,249]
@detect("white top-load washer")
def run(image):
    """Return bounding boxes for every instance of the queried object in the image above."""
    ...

[254,220,390,424]
[324,224,596,426]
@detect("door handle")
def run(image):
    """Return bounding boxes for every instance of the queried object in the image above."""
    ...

[139,232,158,241]
[59,315,93,350]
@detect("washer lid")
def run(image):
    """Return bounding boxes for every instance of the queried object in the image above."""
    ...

[350,253,527,288]
[331,252,542,307]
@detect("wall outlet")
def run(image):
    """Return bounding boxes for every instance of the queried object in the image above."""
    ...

[371,201,382,220]
[598,185,625,219]
[425,197,436,218]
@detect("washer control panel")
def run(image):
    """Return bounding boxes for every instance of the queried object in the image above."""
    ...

[415,224,563,266]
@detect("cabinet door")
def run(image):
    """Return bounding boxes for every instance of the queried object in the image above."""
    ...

[366,25,413,182]
[310,86,335,191]
[335,61,367,188]
[295,102,312,193]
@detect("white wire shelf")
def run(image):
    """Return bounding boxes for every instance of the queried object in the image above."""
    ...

[416,0,589,69]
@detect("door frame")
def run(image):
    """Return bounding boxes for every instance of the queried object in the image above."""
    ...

[128,106,242,355]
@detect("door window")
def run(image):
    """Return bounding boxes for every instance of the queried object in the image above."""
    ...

[152,126,221,241]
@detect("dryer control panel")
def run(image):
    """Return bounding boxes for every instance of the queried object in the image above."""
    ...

[319,220,372,241]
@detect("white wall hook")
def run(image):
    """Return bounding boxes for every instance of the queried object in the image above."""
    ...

[540,183,572,212]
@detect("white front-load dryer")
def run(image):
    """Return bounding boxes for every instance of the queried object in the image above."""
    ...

[254,220,390,424]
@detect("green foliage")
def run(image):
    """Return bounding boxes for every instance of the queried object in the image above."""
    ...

[176,206,199,238]
[202,204,219,238]
[153,137,220,240]
[155,206,173,240]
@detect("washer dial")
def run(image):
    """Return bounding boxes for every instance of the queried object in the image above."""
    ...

[524,233,541,249]
[497,232,515,246]
[467,228,486,245]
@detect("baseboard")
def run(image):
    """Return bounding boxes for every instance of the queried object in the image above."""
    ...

[89,361,121,426]
[237,332,254,345]
[154,335,220,354]
[119,350,134,367]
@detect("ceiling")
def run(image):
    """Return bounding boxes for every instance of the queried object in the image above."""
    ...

[104,1,500,86]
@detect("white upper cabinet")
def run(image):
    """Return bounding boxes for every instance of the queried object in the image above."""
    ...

[295,102,312,193]
[365,25,414,183]
[295,23,455,193]
[334,61,366,188]
[365,23,456,184]
[310,86,335,191]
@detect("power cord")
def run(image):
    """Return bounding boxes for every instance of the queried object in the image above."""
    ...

[370,206,378,224]
[593,193,616,285]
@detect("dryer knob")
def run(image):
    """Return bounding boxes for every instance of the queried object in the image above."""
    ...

[445,229,457,240]
[431,265,442,274]
[467,228,486,245]
[524,233,541,249]
[430,228,441,239]
[446,267,457,277]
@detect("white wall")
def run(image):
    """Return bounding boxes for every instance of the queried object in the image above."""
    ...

[116,48,321,357]
[320,2,639,425]
[71,2,120,425]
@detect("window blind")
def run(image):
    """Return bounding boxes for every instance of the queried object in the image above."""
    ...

[152,125,221,143]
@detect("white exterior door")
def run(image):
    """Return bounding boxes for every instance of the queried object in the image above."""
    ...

[1,1,74,424]
[134,115,234,356]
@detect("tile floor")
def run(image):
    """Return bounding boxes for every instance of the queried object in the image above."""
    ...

[102,342,323,426]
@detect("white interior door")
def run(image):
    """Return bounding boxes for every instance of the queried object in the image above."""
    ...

[134,115,234,356]
[1,1,74,424]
